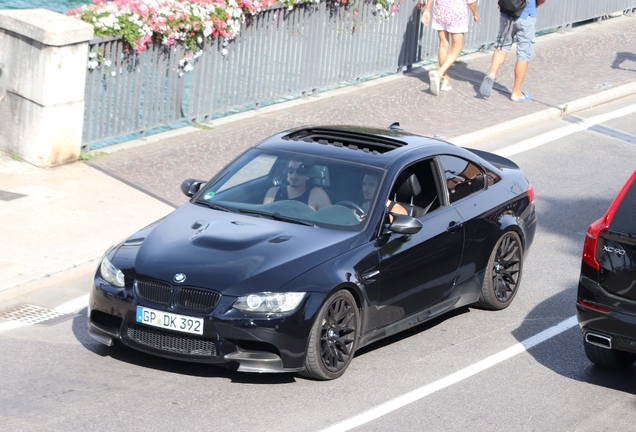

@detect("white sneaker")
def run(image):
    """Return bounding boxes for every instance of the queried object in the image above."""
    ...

[440,77,452,91]
[429,70,440,96]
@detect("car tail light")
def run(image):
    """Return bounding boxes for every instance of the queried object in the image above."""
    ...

[576,300,611,314]
[527,183,535,205]
[582,171,636,270]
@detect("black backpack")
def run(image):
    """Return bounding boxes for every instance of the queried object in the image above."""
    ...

[498,0,528,17]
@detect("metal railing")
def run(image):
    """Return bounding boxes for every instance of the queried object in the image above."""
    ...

[82,0,636,149]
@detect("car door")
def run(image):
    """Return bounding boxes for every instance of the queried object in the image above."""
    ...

[437,155,492,287]
[374,159,465,329]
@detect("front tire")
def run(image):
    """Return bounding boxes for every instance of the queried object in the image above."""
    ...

[475,231,523,310]
[300,290,359,380]
[584,339,636,369]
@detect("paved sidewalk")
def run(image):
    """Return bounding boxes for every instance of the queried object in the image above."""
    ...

[0,155,173,295]
[1,14,636,296]
[88,15,636,206]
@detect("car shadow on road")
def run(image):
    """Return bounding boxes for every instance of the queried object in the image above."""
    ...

[511,287,636,395]
[71,307,298,384]
[354,306,470,357]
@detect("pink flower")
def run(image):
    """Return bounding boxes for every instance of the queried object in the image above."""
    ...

[353,11,358,18]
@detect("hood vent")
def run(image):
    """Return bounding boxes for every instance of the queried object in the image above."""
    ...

[269,235,293,244]
[123,237,145,247]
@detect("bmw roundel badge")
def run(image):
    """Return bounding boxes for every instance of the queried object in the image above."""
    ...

[173,273,186,283]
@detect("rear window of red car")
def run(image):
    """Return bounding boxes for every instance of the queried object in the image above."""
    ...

[610,179,636,235]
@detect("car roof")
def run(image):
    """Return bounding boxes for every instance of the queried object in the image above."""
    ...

[253,125,461,168]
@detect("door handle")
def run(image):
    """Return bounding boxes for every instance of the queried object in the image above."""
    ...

[447,221,462,234]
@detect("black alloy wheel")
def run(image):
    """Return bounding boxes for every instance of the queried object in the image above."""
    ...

[301,290,359,380]
[476,231,523,310]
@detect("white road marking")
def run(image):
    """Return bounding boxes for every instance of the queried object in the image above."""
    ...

[0,320,29,333]
[495,103,636,157]
[0,294,89,333]
[321,316,579,432]
[54,294,89,314]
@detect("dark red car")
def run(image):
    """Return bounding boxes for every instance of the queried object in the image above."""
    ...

[577,170,636,369]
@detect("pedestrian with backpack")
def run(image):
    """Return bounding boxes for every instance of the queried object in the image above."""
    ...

[421,0,480,96]
[480,0,546,101]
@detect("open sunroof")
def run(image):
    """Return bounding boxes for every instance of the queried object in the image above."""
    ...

[282,128,408,155]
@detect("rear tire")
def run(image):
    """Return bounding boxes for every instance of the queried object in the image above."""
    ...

[584,339,636,369]
[300,290,359,380]
[475,231,523,310]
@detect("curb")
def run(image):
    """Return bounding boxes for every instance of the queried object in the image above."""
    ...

[0,258,100,301]
[450,81,636,147]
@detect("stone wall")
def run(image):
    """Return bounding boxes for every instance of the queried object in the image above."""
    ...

[0,9,93,167]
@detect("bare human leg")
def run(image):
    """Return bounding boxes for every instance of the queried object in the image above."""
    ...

[437,30,450,69]
[480,48,507,98]
[438,32,464,85]
[511,60,529,100]
[488,48,508,78]
[429,30,449,95]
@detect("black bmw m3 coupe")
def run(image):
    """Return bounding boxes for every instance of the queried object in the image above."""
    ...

[89,125,537,380]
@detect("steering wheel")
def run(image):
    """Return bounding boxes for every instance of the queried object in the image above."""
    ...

[335,201,366,217]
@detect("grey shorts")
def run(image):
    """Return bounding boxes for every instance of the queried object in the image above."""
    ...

[494,15,536,61]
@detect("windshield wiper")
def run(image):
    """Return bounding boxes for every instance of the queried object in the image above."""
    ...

[197,200,237,213]
[239,209,316,227]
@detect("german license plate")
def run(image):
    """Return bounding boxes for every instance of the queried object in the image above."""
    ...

[136,306,204,335]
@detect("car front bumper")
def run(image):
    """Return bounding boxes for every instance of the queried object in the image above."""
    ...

[88,276,320,373]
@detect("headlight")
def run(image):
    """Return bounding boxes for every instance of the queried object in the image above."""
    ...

[99,256,125,288]
[233,292,306,313]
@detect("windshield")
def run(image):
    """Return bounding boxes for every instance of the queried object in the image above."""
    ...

[196,149,385,231]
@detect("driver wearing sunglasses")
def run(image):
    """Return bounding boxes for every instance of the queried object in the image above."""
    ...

[263,159,332,210]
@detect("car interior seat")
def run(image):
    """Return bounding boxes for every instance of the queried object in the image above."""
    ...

[392,174,425,217]
[309,165,337,203]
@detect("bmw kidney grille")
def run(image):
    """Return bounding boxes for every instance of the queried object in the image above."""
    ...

[135,278,221,311]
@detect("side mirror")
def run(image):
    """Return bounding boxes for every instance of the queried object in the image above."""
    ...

[388,214,423,234]
[180,179,206,197]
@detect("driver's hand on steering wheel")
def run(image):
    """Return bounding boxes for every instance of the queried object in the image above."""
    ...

[351,208,365,222]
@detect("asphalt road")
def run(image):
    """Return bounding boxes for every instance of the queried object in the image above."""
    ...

[1,96,636,432]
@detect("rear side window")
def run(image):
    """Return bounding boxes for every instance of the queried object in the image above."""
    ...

[439,155,486,203]
[610,179,636,234]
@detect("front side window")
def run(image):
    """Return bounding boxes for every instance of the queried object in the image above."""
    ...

[439,155,486,203]
[197,149,385,231]
[387,159,441,218]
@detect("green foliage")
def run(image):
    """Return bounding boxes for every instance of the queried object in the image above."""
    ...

[562,103,569,114]
[193,122,213,130]
[79,151,93,161]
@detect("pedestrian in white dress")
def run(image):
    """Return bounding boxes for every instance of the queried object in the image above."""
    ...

[421,0,480,95]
